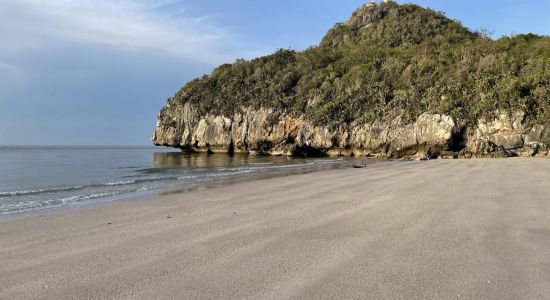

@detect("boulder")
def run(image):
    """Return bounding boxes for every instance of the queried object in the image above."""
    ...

[471,111,525,150]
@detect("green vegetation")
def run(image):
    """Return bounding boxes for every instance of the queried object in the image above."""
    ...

[170,1,550,128]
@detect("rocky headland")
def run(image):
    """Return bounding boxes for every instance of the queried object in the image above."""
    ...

[153,1,549,159]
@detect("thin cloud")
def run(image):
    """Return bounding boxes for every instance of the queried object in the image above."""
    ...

[0,0,244,65]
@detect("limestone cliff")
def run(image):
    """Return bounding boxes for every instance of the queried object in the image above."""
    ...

[153,103,549,158]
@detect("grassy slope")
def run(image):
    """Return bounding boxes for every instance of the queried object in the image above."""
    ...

[167,1,550,129]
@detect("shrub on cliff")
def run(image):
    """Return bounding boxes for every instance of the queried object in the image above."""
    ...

[170,1,550,128]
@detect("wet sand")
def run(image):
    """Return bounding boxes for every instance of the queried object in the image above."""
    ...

[1,158,549,299]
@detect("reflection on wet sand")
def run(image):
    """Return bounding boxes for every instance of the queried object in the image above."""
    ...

[153,152,310,169]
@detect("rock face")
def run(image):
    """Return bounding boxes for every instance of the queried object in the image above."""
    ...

[152,102,550,158]
[462,111,550,158]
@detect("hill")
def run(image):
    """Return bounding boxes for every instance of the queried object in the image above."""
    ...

[153,1,550,158]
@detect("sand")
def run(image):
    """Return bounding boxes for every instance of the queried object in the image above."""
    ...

[1,158,550,299]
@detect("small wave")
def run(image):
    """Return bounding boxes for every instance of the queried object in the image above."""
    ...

[0,186,85,197]
[216,164,300,172]
[0,192,121,214]
[134,177,178,184]
[0,177,180,198]
[177,169,255,180]
[218,162,317,172]
[101,177,178,186]
[105,180,135,186]
[58,192,119,204]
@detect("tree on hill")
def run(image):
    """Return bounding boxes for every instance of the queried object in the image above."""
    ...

[168,2,550,128]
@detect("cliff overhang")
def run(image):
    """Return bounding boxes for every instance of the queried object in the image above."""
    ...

[153,104,550,159]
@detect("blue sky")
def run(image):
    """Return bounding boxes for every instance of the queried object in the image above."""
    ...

[1,0,549,145]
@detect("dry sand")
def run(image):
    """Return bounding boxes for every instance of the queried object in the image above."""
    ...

[1,158,550,299]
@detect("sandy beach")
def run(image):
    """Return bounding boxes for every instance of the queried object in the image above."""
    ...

[1,158,549,299]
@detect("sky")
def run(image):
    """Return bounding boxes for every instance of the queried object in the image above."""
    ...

[0,0,549,146]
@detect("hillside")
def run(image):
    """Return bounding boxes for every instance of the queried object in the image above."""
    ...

[153,1,550,158]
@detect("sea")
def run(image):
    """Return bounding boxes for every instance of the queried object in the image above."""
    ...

[0,146,357,220]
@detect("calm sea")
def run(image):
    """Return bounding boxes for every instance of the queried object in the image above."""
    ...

[0,146,354,219]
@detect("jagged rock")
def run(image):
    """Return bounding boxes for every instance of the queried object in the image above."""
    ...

[515,146,537,158]
[471,111,525,150]
[525,125,550,145]
[191,116,232,153]
[534,144,549,157]
[484,148,512,158]
[153,106,459,158]
[465,139,496,156]
[153,104,550,159]
[439,151,458,159]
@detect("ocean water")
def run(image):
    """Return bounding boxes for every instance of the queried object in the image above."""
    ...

[0,146,354,219]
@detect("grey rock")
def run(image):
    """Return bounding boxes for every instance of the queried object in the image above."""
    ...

[525,125,550,145]
[471,111,525,150]
[153,103,550,159]
[439,151,458,159]
[516,146,537,158]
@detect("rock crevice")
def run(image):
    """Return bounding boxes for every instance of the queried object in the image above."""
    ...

[152,104,550,159]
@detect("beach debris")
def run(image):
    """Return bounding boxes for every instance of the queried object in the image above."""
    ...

[167,216,172,219]
[352,164,367,168]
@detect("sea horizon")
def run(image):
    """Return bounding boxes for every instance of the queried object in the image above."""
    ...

[0,144,159,148]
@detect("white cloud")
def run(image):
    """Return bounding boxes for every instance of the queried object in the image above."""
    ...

[0,0,245,65]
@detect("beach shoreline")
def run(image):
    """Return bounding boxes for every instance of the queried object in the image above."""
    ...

[1,158,549,299]
[0,156,377,223]
[0,147,374,222]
